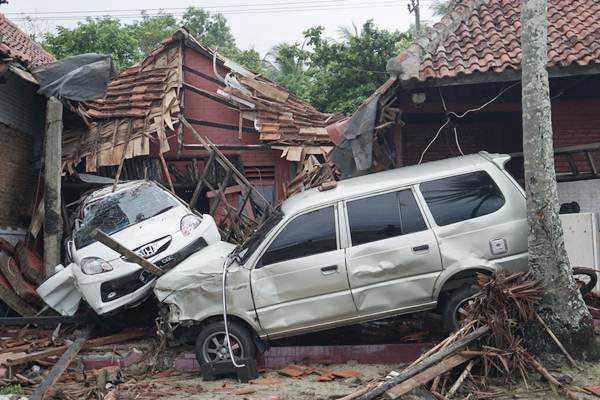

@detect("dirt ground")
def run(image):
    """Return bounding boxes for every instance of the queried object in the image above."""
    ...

[93,356,600,400]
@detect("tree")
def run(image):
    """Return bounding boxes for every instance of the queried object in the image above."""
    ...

[265,42,311,100]
[521,0,594,353]
[305,21,413,114]
[181,7,237,57]
[43,17,139,70]
[129,12,178,57]
[430,0,453,17]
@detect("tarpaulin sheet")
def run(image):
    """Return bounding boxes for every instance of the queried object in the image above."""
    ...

[330,94,381,179]
[32,54,116,101]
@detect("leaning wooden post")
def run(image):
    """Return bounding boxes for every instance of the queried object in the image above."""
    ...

[43,97,63,278]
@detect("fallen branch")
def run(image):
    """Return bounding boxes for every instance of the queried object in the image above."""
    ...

[446,359,475,397]
[534,312,577,368]
[528,356,584,400]
[357,325,490,400]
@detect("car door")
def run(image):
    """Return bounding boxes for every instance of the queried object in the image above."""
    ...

[250,205,357,337]
[344,188,443,315]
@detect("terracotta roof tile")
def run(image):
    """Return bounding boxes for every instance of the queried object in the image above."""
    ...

[0,13,54,67]
[388,0,600,82]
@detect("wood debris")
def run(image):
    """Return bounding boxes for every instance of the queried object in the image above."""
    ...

[346,271,593,400]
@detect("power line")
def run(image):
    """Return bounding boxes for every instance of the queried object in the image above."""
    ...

[8,2,406,22]
[5,0,438,16]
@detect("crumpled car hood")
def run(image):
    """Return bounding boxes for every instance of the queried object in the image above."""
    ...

[153,240,236,302]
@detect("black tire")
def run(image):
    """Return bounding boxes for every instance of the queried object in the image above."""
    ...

[573,267,598,296]
[194,321,256,366]
[442,286,479,332]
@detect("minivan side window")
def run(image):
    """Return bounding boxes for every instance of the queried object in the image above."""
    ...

[420,171,505,227]
[260,206,337,266]
[347,190,427,247]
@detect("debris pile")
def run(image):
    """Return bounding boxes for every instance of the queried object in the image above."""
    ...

[344,271,592,400]
[287,157,340,197]
[0,240,44,317]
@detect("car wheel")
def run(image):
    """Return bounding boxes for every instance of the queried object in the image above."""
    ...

[442,286,479,332]
[572,267,598,296]
[194,321,256,366]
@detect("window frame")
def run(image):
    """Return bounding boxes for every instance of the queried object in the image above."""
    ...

[342,186,431,248]
[416,170,507,228]
[254,203,341,269]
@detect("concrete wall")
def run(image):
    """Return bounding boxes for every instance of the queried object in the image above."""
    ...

[558,179,600,214]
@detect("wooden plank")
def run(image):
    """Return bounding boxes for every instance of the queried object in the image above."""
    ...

[384,354,475,399]
[0,277,37,317]
[29,328,91,400]
[357,326,489,400]
[112,119,133,192]
[190,151,216,209]
[5,330,148,367]
[92,230,164,276]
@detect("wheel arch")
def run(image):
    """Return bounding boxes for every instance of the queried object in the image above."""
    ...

[434,266,494,303]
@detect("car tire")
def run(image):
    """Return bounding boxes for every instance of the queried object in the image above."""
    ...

[573,267,598,296]
[194,321,256,366]
[442,285,480,332]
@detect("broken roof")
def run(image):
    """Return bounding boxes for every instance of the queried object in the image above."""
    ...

[64,27,343,172]
[0,13,54,68]
[387,0,600,84]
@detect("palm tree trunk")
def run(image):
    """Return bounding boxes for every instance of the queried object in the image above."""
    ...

[521,0,594,354]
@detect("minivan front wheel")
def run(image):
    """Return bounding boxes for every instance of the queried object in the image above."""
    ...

[195,321,256,366]
[442,286,480,332]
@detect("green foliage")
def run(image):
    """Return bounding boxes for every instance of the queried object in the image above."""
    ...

[43,17,139,70]
[41,7,251,72]
[266,20,413,114]
[0,384,23,395]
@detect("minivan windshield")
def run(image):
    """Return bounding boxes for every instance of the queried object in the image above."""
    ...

[238,209,284,263]
[74,183,180,249]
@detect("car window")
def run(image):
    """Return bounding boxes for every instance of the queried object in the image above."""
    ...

[260,206,337,266]
[420,171,505,227]
[347,190,427,247]
[74,183,180,249]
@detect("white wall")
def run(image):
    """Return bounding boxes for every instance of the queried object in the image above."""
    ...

[558,179,600,214]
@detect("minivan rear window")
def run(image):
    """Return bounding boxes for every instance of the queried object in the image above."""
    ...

[347,189,427,246]
[420,171,505,226]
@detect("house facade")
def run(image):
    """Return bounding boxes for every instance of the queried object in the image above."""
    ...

[333,0,600,213]
[0,13,54,242]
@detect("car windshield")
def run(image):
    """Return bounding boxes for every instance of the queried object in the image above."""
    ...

[74,183,181,249]
[238,209,284,263]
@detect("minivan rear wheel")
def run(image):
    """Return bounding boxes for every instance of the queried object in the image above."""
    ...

[442,286,479,332]
[194,321,256,366]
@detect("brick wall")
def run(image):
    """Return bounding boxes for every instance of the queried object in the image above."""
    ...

[0,71,45,168]
[176,48,291,202]
[0,123,33,229]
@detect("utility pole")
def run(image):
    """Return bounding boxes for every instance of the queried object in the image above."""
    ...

[43,97,63,278]
[408,0,421,35]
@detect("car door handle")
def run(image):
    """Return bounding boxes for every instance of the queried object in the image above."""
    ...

[412,244,430,253]
[321,265,338,275]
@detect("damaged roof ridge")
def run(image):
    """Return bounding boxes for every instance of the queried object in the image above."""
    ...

[386,0,490,81]
[0,12,55,68]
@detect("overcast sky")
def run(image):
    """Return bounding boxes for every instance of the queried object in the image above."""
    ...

[1,0,437,56]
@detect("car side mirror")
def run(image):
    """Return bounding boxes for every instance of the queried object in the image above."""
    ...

[74,218,82,230]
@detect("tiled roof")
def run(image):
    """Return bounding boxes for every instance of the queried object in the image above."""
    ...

[387,0,600,83]
[0,13,54,67]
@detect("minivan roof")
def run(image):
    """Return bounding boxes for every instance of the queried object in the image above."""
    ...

[281,152,509,216]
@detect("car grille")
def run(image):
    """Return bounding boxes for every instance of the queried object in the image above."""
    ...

[101,237,208,303]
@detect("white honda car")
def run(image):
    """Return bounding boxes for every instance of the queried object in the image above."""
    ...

[38,181,220,316]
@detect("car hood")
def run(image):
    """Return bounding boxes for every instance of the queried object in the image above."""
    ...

[153,240,237,302]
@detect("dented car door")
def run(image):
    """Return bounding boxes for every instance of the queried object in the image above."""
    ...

[344,188,443,315]
[250,205,356,338]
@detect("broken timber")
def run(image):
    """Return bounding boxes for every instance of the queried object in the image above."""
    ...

[180,115,274,243]
[356,325,490,400]
[93,230,164,276]
[29,327,91,400]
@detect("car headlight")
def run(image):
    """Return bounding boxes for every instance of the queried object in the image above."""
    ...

[80,257,113,275]
[180,214,203,236]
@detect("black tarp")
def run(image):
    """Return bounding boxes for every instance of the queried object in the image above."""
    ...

[32,54,116,101]
[330,94,381,179]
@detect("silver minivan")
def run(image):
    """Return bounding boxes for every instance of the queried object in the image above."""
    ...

[154,152,528,365]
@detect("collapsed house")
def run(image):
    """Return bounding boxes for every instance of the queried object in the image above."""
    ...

[61,28,343,220]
